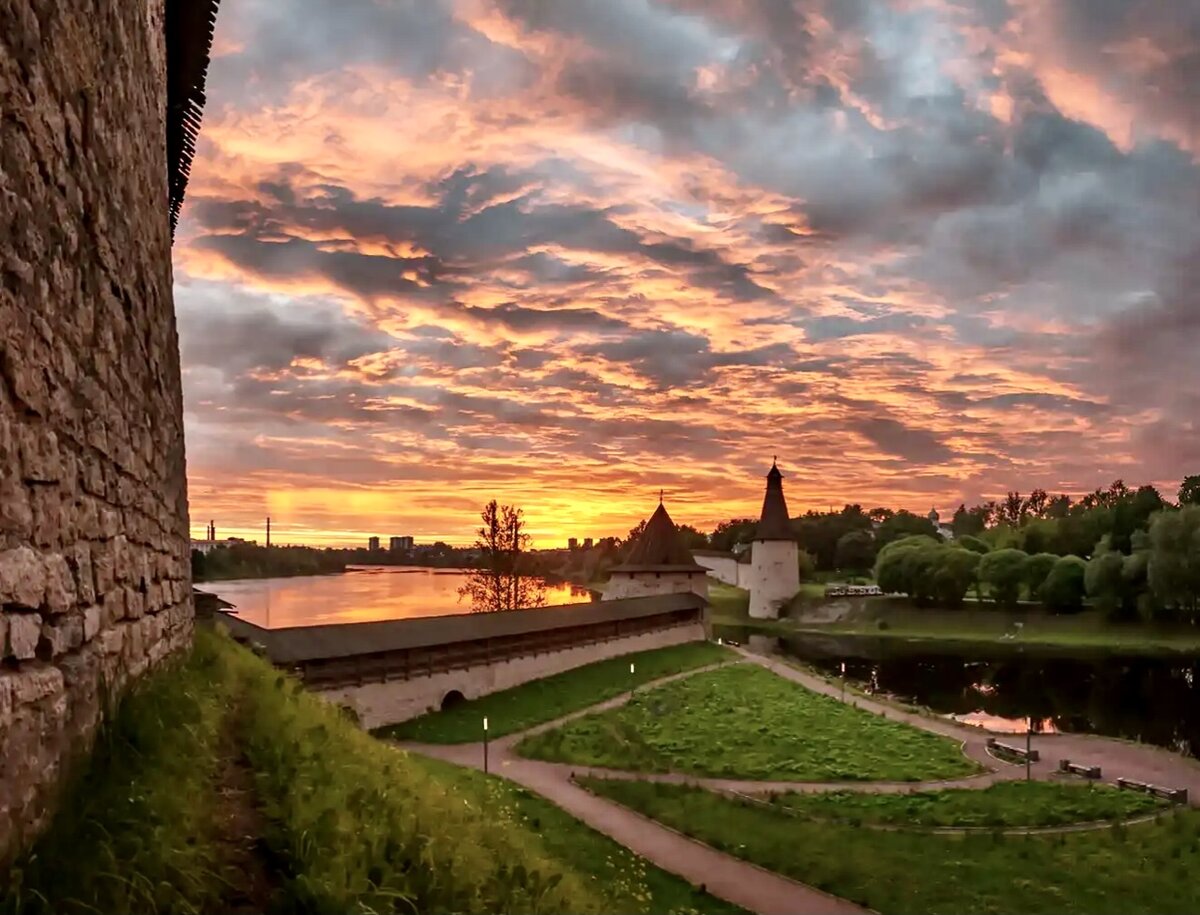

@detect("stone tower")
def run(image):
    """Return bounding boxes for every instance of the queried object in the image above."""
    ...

[603,499,708,601]
[748,460,800,619]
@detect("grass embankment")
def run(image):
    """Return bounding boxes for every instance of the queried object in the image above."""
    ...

[583,779,1200,915]
[376,640,731,743]
[706,580,749,615]
[518,664,979,781]
[774,781,1164,829]
[714,599,1200,654]
[2,629,740,915]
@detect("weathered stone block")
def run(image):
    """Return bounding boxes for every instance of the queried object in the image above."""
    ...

[82,604,102,642]
[69,543,95,604]
[7,612,43,660]
[0,476,34,538]
[39,615,83,657]
[0,546,45,608]
[17,426,62,484]
[42,553,75,614]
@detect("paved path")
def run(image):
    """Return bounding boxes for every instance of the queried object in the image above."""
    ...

[395,645,1200,915]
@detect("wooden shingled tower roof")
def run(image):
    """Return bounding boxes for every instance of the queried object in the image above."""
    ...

[755,459,795,540]
[616,500,703,572]
[167,0,222,236]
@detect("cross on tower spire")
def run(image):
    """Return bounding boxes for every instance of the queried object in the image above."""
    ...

[659,488,664,504]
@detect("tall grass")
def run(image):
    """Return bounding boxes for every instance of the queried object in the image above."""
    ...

[235,639,611,914]
[1,628,236,915]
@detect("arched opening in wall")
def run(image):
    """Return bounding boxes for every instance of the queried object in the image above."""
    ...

[441,689,466,711]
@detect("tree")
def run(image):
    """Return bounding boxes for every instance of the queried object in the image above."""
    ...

[1179,475,1200,506]
[1148,506,1200,622]
[676,524,708,550]
[978,548,1029,607]
[932,547,982,607]
[458,500,546,613]
[996,491,1026,527]
[1044,494,1072,519]
[1022,552,1059,600]
[835,530,876,573]
[1085,537,1128,619]
[875,510,938,549]
[951,503,985,538]
[874,536,938,597]
[1041,556,1087,613]
[958,535,989,555]
[868,507,895,523]
[709,518,757,552]
[1024,488,1049,520]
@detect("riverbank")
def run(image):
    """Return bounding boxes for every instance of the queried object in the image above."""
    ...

[712,593,1200,655]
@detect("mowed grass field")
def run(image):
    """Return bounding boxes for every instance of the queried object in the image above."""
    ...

[773,781,1164,829]
[582,779,1200,915]
[376,641,732,743]
[517,663,980,781]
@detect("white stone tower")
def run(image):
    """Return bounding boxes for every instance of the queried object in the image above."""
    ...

[748,460,800,619]
[603,498,708,601]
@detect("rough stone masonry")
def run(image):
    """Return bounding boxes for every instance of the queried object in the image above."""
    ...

[0,0,193,858]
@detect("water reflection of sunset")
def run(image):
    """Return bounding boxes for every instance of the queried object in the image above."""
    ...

[208,567,594,629]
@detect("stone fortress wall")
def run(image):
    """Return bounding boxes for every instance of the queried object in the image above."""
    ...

[1,0,193,859]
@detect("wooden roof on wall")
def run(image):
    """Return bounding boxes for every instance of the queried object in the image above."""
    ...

[166,0,221,235]
[218,591,707,664]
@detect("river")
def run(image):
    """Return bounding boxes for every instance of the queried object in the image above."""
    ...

[714,625,1200,757]
[207,566,595,629]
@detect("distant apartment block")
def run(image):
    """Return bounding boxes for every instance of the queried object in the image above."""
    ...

[390,536,415,550]
[583,537,594,549]
[368,536,381,551]
[568,537,579,550]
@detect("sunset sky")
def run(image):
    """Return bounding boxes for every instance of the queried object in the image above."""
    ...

[175,0,1200,547]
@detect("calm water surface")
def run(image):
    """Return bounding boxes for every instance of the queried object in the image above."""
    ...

[209,566,594,629]
[714,625,1200,756]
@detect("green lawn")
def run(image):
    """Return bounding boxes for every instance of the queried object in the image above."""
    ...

[774,781,1164,829]
[707,579,748,615]
[376,641,732,743]
[582,779,1200,915]
[517,664,979,781]
[418,759,746,915]
[714,600,1200,654]
[0,629,737,915]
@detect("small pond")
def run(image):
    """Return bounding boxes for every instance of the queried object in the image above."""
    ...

[713,625,1200,757]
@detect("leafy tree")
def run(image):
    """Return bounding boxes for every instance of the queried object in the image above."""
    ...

[1148,506,1200,622]
[1084,540,1125,618]
[676,524,709,551]
[951,503,984,538]
[874,536,938,597]
[458,501,546,613]
[792,506,872,570]
[798,549,817,578]
[1041,555,1088,613]
[1024,488,1049,519]
[875,510,938,548]
[997,491,1026,527]
[709,518,757,552]
[958,535,989,555]
[834,530,876,573]
[1022,552,1059,600]
[932,547,982,607]
[1179,475,1200,507]
[978,548,1029,607]
[1044,494,1072,519]
[868,507,894,523]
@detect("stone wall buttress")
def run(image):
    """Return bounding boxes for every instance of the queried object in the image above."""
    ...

[0,0,192,860]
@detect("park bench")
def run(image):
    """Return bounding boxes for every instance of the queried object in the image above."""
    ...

[1057,759,1101,779]
[986,736,1039,762]
[1116,777,1188,805]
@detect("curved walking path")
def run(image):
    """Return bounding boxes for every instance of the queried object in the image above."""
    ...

[395,645,1200,915]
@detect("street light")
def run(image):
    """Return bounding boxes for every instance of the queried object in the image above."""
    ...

[483,716,489,774]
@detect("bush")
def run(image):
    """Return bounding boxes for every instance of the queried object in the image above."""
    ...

[1023,552,1059,600]
[958,536,990,555]
[979,548,1029,607]
[1042,556,1088,613]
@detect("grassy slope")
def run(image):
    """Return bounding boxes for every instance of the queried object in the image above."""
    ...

[713,600,1200,654]
[583,779,1200,915]
[2,629,739,915]
[518,663,979,781]
[774,781,1164,828]
[376,641,731,743]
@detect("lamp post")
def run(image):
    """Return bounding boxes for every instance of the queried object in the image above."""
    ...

[1026,715,1032,782]
[630,662,636,696]
[840,661,846,704]
[483,716,489,774]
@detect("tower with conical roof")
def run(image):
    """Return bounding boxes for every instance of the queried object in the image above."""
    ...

[603,497,708,601]
[748,459,800,619]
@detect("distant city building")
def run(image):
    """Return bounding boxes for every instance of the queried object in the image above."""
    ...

[368,536,381,551]
[583,537,594,549]
[568,537,579,550]
[390,535,414,551]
